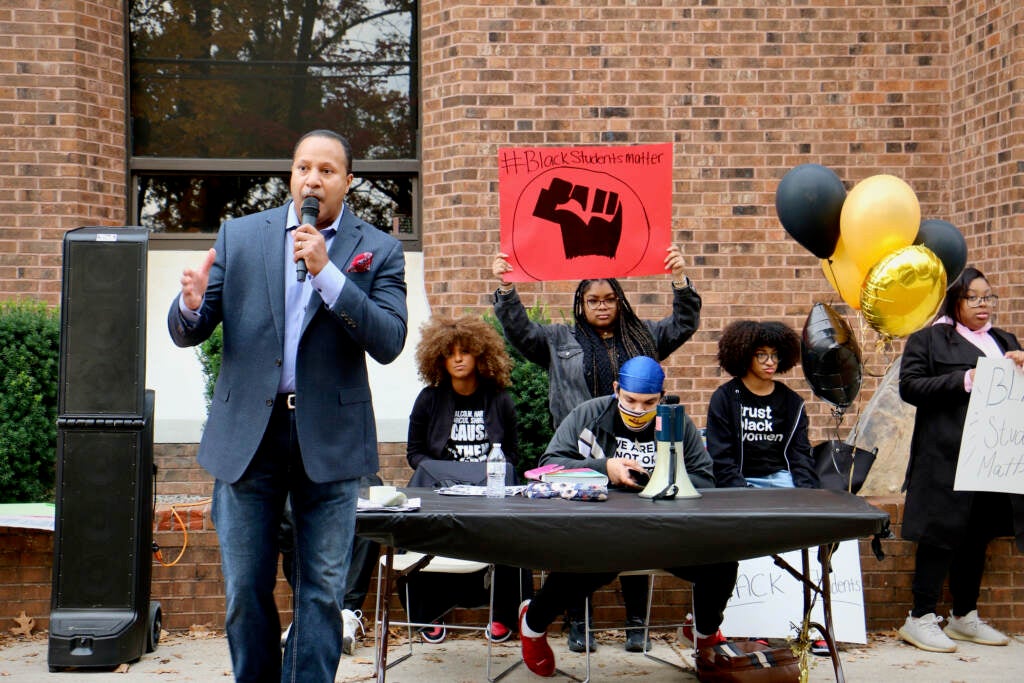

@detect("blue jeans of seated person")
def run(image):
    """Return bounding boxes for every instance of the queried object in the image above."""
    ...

[745,470,795,489]
[212,403,358,683]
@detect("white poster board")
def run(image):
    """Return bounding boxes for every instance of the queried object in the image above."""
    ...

[720,540,866,643]
[955,357,1024,494]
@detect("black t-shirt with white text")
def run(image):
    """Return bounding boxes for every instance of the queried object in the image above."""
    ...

[612,417,657,471]
[443,392,491,462]
[737,383,789,477]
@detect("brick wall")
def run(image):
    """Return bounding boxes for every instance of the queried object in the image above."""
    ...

[4,446,1023,634]
[0,0,127,305]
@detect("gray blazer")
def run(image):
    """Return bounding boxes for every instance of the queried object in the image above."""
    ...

[168,204,408,484]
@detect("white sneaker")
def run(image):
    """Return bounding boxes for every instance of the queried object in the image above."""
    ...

[898,612,957,653]
[944,610,1009,646]
[342,609,364,655]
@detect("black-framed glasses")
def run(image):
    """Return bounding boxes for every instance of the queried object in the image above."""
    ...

[584,297,619,310]
[754,352,779,364]
[962,295,999,308]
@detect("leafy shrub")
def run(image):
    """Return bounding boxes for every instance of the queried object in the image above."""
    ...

[196,325,224,409]
[0,300,60,502]
[484,304,554,477]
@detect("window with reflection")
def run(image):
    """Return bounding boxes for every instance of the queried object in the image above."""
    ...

[128,0,417,239]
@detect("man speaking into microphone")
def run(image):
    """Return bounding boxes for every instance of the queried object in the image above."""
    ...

[168,129,408,682]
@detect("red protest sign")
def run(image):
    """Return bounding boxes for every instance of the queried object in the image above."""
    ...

[498,143,673,282]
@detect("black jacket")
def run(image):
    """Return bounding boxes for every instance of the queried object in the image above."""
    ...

[705,377,818,489]
[899,321,1024,551]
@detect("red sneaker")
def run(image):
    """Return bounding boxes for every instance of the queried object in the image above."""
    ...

[679,613,695,646]
[486,620,512,643]
[696,629,727,650]
[518,600,555,677]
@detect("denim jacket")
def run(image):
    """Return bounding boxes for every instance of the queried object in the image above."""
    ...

[493,282,701,427]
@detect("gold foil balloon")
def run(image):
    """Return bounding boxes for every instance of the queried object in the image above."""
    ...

[839,174,921,272]
[860,245,947,339]
[821,236,866,310]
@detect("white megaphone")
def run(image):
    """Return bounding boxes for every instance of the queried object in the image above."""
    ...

[639,398,700,500]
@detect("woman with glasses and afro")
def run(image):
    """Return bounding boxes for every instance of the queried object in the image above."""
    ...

[706,320,819,490]
[897,266,1024,654]
[491,244,700,654]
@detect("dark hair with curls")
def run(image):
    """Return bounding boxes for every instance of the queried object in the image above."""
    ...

[415,314,513,388]
[940,266,987,324]
[717,320,801,378]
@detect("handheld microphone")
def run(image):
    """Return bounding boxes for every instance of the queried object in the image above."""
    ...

[297,196,319,281]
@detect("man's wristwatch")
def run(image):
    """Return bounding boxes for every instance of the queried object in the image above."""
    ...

[671,276,691,290]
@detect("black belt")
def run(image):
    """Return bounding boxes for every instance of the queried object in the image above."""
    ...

[276,393,296,410]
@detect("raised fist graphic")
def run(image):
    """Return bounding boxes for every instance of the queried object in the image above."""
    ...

[532,177,623,259]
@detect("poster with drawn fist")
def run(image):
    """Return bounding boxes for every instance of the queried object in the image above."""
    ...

[498,143,672,281]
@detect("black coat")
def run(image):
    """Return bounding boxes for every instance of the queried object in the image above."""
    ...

[899,322,1024,551]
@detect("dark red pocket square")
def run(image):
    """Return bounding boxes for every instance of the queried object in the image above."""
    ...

[347,251,373,273]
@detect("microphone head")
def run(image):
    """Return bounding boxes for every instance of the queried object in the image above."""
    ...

[300,196,320,224]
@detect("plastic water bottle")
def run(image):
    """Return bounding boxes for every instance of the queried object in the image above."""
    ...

[486,443,506,499]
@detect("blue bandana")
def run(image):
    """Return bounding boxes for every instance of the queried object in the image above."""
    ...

[617,356,665,394]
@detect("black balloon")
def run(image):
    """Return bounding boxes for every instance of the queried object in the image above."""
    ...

[801,303,863,409]
[914,218,967,286]
[775,164,847,259]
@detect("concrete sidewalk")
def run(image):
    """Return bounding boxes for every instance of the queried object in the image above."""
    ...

[3,628,1023,682]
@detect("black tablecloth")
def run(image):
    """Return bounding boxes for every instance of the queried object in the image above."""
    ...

[356,487,889,573]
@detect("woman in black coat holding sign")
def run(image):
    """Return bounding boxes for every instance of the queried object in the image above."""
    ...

[897,266,1024,654]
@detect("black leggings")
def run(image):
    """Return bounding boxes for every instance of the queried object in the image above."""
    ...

[910,492,1011,618]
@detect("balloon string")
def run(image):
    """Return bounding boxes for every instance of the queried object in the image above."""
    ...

[860,317,895,378]
[824,259,849,306]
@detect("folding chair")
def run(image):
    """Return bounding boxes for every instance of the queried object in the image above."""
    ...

[372,548,522,682]
[573,570,692,683]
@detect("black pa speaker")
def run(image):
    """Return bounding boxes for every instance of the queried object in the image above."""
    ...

[49,227,161,670]
[58,227,148,419]
[48,392,160,670]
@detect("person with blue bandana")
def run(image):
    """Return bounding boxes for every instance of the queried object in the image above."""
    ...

[516,356,738,677]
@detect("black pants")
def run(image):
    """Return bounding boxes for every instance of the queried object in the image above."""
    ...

[280,473,382,612]
[910,492,1012,618]
[566,573,650,624]
[527,562,738,637]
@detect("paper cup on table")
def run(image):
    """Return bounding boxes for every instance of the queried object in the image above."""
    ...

[368,485,406,506]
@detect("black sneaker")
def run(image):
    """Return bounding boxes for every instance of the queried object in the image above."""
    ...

[420,621,447,644]
[566,619,597,653]
[624,617,651,652]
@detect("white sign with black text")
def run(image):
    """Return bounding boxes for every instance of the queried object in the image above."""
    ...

[955,356,1024,494]
[720,539,866,643]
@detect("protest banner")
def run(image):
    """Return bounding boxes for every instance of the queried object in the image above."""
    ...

[497,143,672,281]
[720,540,867,643]
[955,356,1024,494]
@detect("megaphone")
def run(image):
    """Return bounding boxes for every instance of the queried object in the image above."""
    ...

[639,399,701,500]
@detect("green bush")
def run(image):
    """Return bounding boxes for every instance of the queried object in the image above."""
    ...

[196,325,224,409]
[484,304,554,477]
[0,300,60,503]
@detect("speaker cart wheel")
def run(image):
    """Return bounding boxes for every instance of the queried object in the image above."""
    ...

[147,602,163,653]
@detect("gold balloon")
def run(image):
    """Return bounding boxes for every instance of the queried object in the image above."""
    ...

[821,236,866,310]
[839,174,921,272]
[860,245,947,339]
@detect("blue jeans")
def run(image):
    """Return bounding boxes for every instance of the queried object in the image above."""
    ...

[745,470,795,489]
[212,402,358,683]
